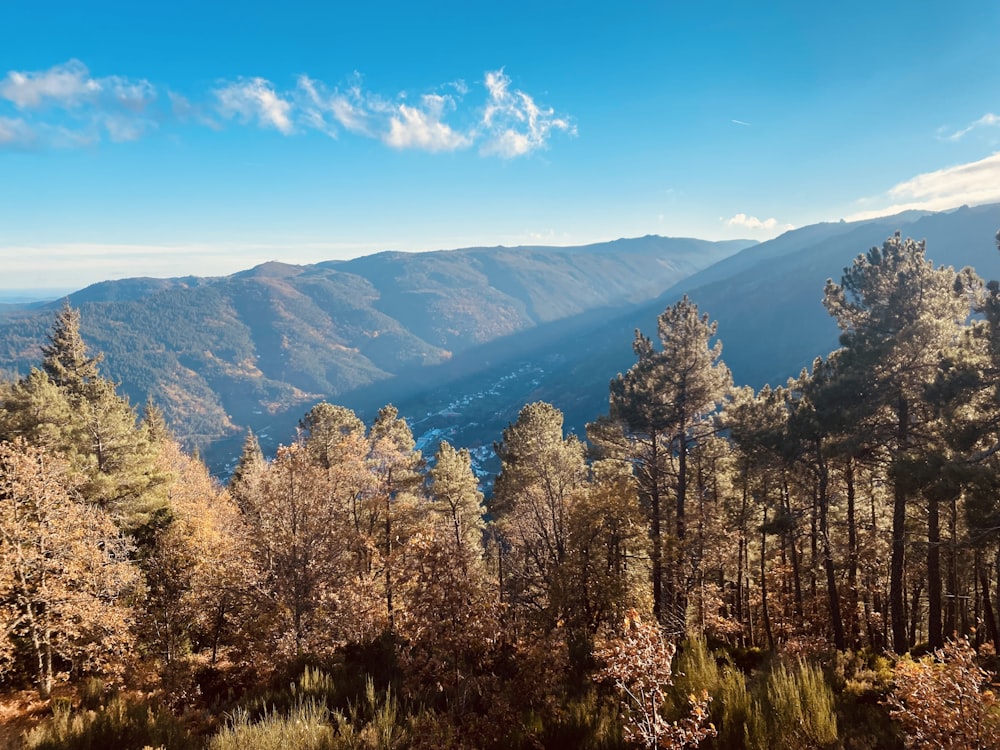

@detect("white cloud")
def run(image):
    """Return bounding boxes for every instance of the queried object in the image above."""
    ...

[2,60,574,158]
[0,59,100,108]
[214,78,294,134]
[105,76,157,112]
[847,152,1000,221]
[283,69,571,156]
[725,213,793,233]
[295,75,371,137]
[0,60,157,148]
[0,116,36,148]
[0,59,155,113]
[480,69,575,158]
[940,113,1000,142]
[384,94,471,152]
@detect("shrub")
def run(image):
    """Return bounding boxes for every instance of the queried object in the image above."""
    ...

[209,700,335,750]
[888,638,1000,749]
[22,694,196,750]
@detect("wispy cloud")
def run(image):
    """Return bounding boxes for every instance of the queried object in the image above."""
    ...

[384,94,472,152]
[216,67,573,157]
[0,60,574,157]
[725,213,793,234]
[480,69,576,158]
[0,60,157,146]
[0,116,36,148]
[939,113,1000,142]
[847,152,1000,221]
[0,59,102,108]
[731,118,751,126]
[214,77,294,134]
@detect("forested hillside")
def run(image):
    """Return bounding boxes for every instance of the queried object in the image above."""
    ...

[0,236,749,462]
[1,229,999,748]
[374,204,1000,479]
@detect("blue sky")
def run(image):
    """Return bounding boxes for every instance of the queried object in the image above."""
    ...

[2,1,1000,288]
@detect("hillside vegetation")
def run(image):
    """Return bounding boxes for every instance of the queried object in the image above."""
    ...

[0,236,749,461]
[2,228,1000,748]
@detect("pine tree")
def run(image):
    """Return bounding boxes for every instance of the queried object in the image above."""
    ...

[429,440,484,558]
[368,405,423,632]
[40,302,102,398]
[608,296,732,634]
[3,307,167,528]
[492,402,588,627]
[823,234,974,653]
[229,429,265,513]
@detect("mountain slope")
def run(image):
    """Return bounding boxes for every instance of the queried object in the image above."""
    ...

[328,204,1000,484]
[0,235,751,458]
[481,204,1000,443]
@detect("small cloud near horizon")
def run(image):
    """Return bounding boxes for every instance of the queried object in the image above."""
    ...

[847,151,1000,221]
[724,213,794,234]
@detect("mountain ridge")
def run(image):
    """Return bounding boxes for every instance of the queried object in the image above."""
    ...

[0,234,752,464]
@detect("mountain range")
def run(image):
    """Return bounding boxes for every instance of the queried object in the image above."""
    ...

[3,204,999,477]
[0,236,750,471]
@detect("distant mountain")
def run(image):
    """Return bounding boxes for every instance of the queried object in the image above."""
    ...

[466,204,1000,442]
[0,235,751,468]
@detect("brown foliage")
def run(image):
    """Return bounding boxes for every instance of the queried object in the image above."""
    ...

[888,638,1000,749]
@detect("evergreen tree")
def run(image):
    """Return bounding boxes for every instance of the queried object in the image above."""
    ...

[0,369,76,456]
[608,296,732,634]
[3,307,167,528]
[367,405,423,632]
[300,401,366,471]
[823,233,975,652]
[40,302,102,398]
[229,429,265,513]
[429,440,484,558]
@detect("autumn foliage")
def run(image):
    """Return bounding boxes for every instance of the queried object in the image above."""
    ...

[6,231,1000,749]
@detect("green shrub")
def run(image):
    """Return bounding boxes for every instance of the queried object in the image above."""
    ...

[672,635,722,703]
[332,677,406,750]
[209,700,335,750]
[23,694,196,750]
[717,666,753,749]
[755,660,838,750]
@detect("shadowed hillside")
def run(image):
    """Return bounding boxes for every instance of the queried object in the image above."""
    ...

[323,204,1000,482]
[0,236,750,463]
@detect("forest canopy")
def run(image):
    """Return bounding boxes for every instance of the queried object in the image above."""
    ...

[2,234,1000,749]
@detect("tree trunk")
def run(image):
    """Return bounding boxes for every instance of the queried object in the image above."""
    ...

[890,394,910,654]
[783,477,804,627]
[736,482,747,647]
[927,491,943,649]
[978,551,999,647]
[945,495,959,638]
[385,511,394,632]
[817,442,845,650]
[761,506,774,651]
[673,431,688,635]
[650,436,664,626]
[846,458,860,647]
[908,577,923,647]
